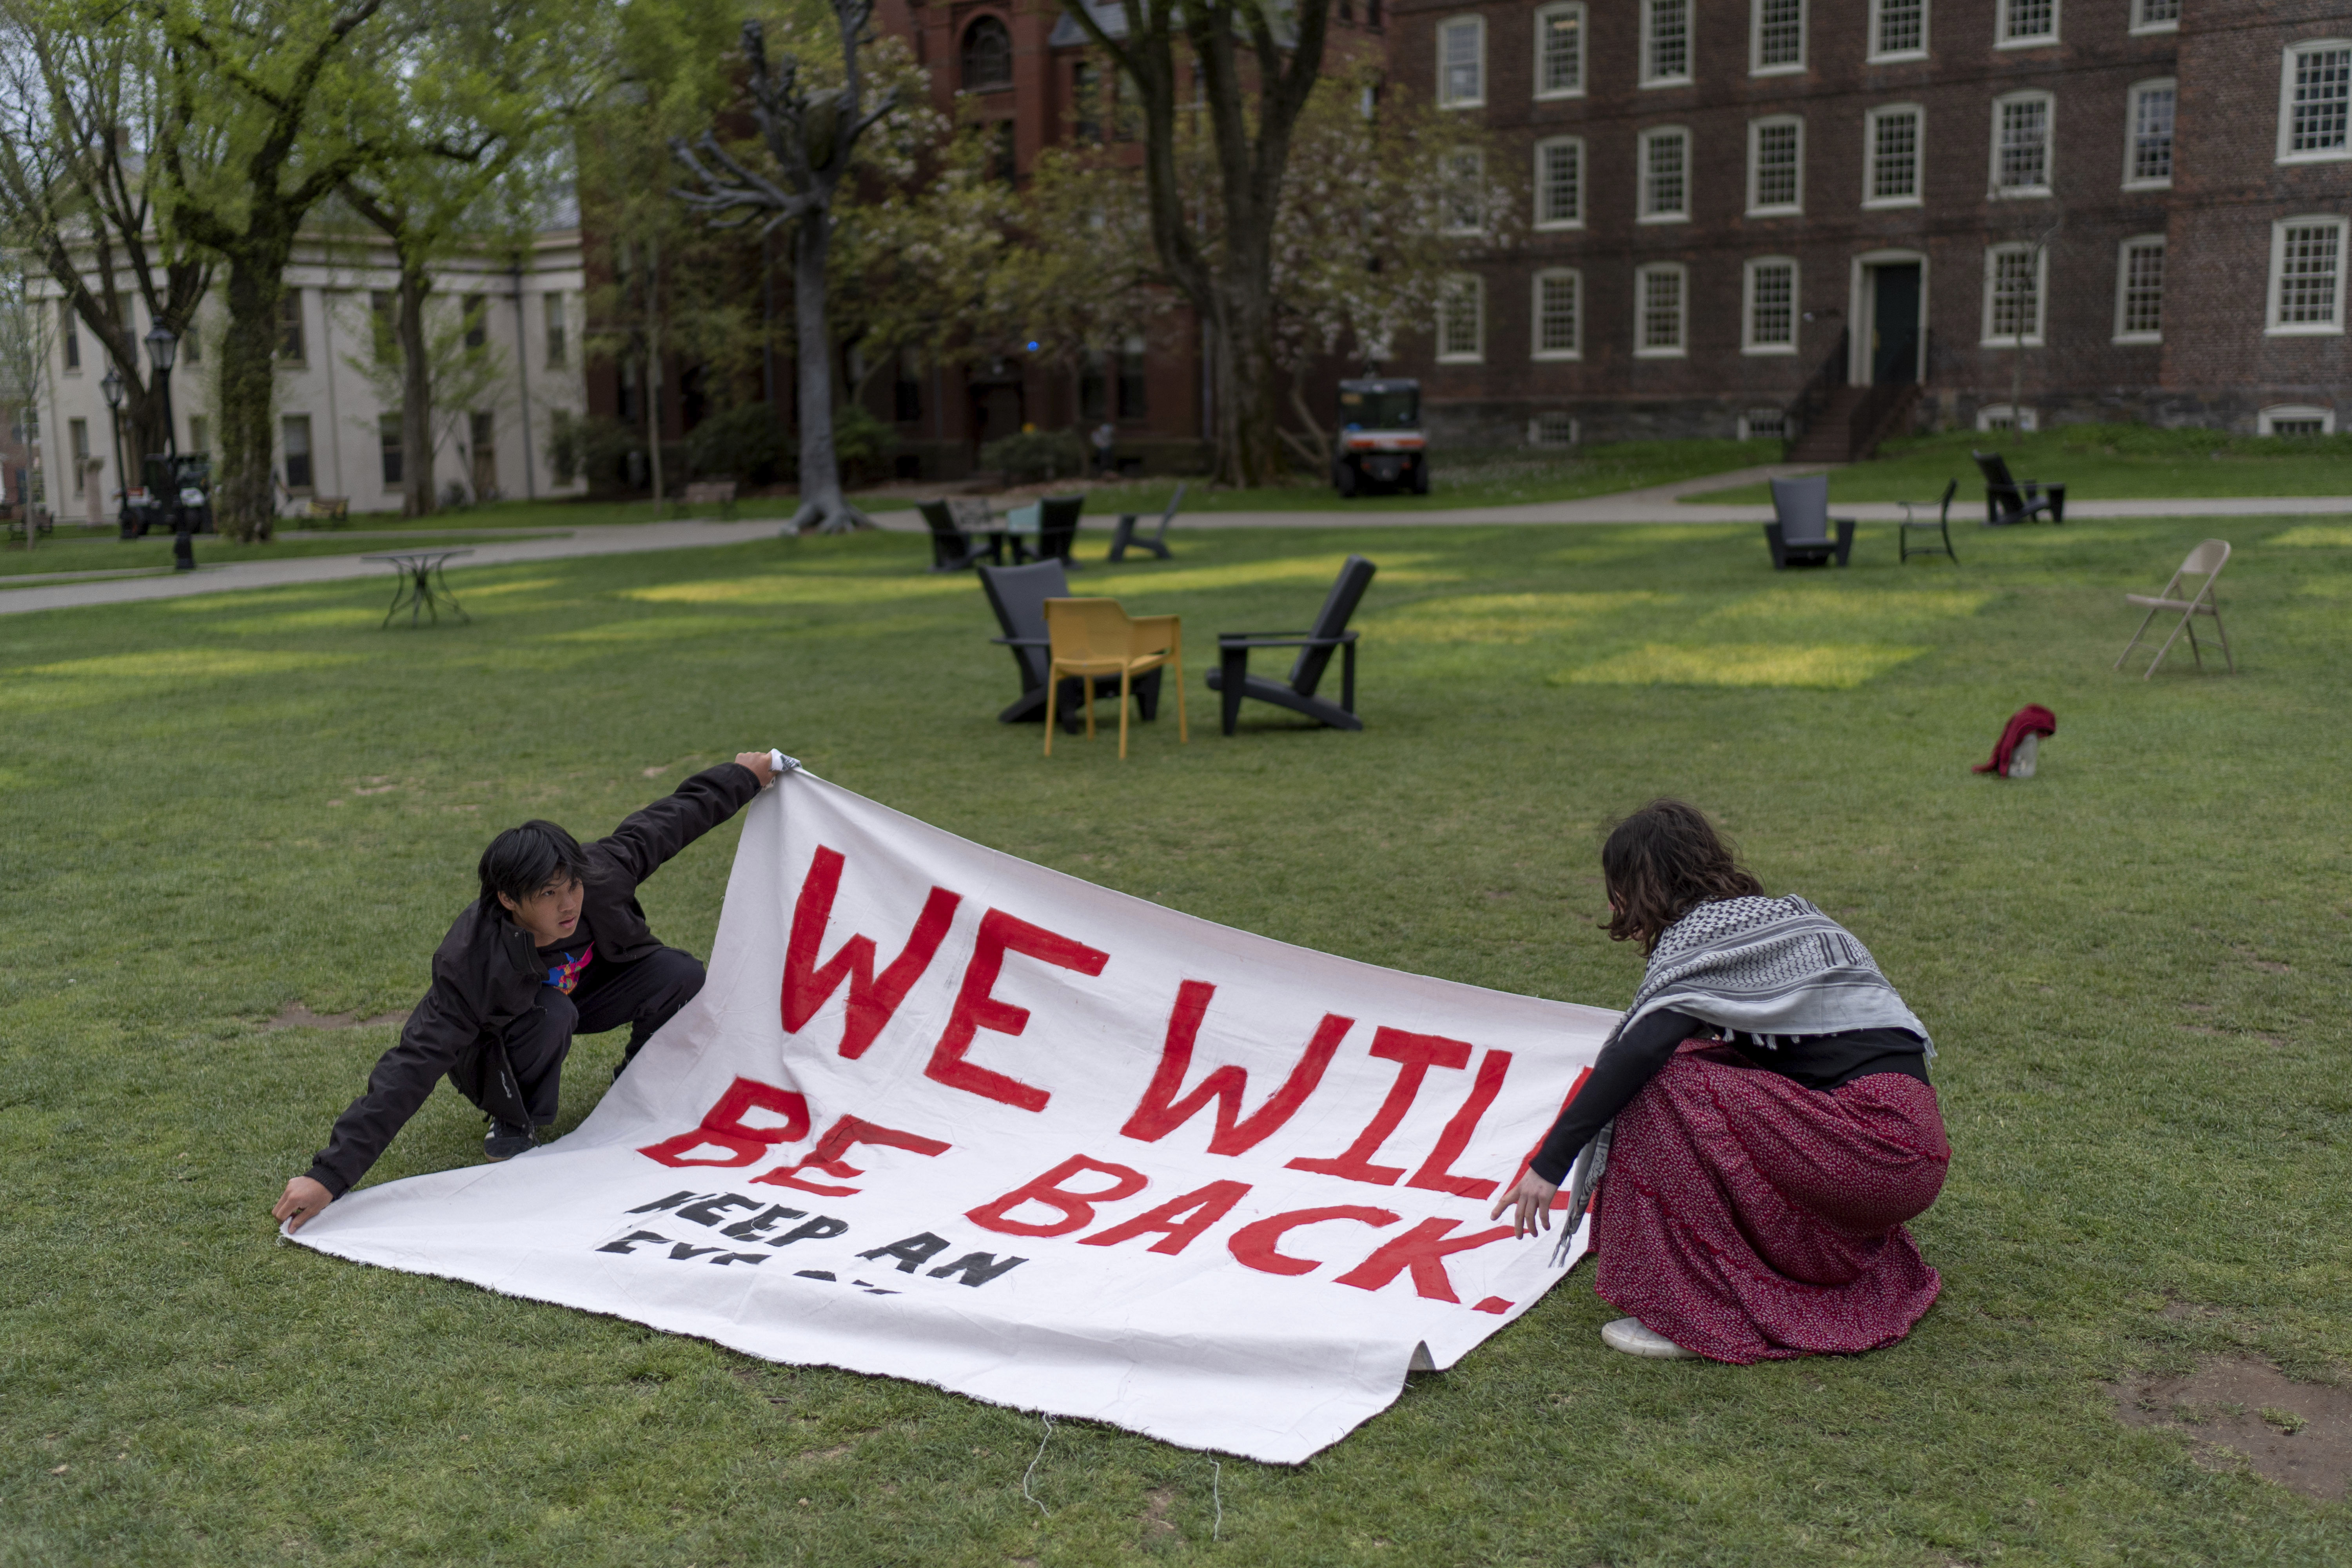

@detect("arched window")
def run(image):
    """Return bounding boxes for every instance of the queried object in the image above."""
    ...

[962,16,1012,91]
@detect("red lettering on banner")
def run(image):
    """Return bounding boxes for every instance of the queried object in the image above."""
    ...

[1509,1065,1593,1211]
[1403,1049,1513,1199]
[1285,1027,1473,1185]
[1078,1180,1253,1256]
[781,846,964,1060]
[965,1154,1149,1238]
[1333,1218,1517,1303]
[637,1077,811,1168]
[925,909,1110,1111]
[1225,1205,1401,1277]
[753,1114,949,1196]
[1119,982,1350,1154]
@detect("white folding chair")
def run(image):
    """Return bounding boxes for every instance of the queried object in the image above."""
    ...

[2116,539,2234,678]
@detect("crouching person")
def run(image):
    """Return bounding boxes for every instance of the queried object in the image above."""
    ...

[272,751,786,1233]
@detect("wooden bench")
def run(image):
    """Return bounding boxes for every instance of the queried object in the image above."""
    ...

[5,505,54,542]
[307,496,350,523]
[681,479,738,517]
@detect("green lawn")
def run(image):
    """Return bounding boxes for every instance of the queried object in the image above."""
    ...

[1083,439,1781,514]
[1685,425,2352,505]
[4,518,2350,1565]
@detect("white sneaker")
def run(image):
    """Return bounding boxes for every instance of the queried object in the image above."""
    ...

[1601,1317,1699,1359]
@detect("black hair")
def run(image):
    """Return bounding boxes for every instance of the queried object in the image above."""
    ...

[1599,799,1765,954]
[477,820,589,914]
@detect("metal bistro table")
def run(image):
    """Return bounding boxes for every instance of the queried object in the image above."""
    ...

[363,548,474,628]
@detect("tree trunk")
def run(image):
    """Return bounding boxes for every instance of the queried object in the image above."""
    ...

[643,235,664,507]
[216,254,283,541]
[788,210,867,533]
[396,260,436,518]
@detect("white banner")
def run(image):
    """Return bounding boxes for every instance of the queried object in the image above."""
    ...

[294,773,1615,1463]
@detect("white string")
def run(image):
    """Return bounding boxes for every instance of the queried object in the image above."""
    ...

[1210,1458,1223,1542]
[1021,1414,1054,1517]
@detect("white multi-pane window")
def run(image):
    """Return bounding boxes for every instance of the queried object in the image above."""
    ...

[2124,80,2175,188]
[2114,238,2165,341]
[1870,0,1927,59]
[1748,117,1804,213]
[2267,217,2348,334]
[1533,270,1583,359]
[1642,0,1691,86]
[1997,0,2056,47]
[1443,151,1486,233]
[1437,16,1485,108]
[2278,42,2352,162]
[1743,258,1799,353]
[1639,127,1691,221]
[1635,264,1688,356]
[1535,4,1586,98]
[1866,105,1924,205]
[1437,274,1486,360]
[1535,137,1585,227]
[1982,243,2046,345]
[1992,92,2054,195]
[2259,405,2335,435]
[1753,0,1804,73]
[2130,0,2177,33]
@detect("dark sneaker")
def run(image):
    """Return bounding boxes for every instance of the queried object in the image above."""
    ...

[484,1120,536,1161]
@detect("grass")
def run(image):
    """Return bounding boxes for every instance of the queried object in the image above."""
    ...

[1082,439,1782,514]
[0,526,574,584]
[1685,425,2352,505]
[4,518,2351,1565]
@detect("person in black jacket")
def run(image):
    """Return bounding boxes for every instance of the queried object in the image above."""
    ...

[272,752,782,1233]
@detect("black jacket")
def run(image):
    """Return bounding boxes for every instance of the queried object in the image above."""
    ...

[305,763,764,1197]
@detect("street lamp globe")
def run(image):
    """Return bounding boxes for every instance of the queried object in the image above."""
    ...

[101,364,124,410]
[144,322,178,373]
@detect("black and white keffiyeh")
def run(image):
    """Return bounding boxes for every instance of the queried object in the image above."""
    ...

[1555,895,1929,1262]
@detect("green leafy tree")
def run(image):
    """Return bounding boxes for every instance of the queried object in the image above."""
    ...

[1062,0,1334,489]
[0,0,216,466]
[153,0,404,540]
[335,0,599,516]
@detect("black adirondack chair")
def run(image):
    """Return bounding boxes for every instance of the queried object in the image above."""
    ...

[1016,494,1085,566]
[1898,479,1960,563]
[1205,554,1376,735]
[1108,483,1185,562]
[1973,450,2065,525]
[1764,475,1856,568]
[977,559,1160,727]
[919,500,1000,572]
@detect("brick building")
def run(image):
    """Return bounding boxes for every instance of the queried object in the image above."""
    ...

[1385,0,2352,448]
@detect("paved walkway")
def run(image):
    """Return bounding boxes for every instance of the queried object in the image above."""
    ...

[4,473,2344,617]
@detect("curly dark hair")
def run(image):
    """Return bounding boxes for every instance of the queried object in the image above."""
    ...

[1599,799,1765,953]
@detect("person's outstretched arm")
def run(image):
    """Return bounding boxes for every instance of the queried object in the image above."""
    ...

[595,751,779,889]
[1490,1007,1702,1237]
[272,977,483,1232]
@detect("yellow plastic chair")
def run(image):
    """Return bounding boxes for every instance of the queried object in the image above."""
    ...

[1044,598,1187,759]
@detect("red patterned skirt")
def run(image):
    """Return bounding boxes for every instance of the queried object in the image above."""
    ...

[1591,1040,1950,1363]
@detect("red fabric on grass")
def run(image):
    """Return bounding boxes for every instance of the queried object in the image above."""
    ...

[1973,704,2057,775]
[1592,1041,1949,1364]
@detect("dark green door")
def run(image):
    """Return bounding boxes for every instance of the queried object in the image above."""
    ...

[1871,264,1921,384]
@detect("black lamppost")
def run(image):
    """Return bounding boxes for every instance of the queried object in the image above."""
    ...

[144,323,192,571]
[99,363,129,537]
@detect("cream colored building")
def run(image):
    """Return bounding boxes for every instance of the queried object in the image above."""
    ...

[30,220,589,523]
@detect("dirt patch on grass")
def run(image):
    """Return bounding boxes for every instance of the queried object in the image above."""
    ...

[2112,1356,2352,1500]
[266,1002,410,1030]
[1141,1485,1180,1541]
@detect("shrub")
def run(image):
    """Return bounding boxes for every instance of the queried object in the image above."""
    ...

[980,427,1089,484]
[832,404,894,485]
[686,403,783,486]
[545,412,645,495]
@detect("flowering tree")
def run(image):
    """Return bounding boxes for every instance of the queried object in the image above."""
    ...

[1266,63,1517,464]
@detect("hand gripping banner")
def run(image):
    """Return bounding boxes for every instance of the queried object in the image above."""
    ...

[293,772,1616,1463]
